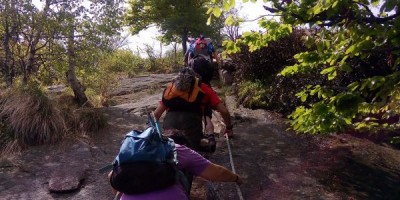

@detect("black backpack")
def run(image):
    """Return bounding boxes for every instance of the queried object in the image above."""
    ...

[190,55,214,85]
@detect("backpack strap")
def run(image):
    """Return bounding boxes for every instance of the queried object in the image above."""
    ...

[177,169,192,196]
[98,164,113,174]
[163,78,203,103]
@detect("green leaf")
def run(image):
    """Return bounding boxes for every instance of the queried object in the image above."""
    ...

[213,7,222,17]
[345,44,357,54]
[207,16,212,25]
[207,7,213,15]
[332,1,339,8]
[223,2,230,11]
[336,93,363,117]
[321,67,335,75]
[225,15,235,26]
[328,70,337,80]
[340,63,352,72]
[229,0,236,7]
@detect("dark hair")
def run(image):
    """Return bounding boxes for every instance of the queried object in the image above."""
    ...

[162,129,192,146]
[174,67,197,91]
[190,56,213,85]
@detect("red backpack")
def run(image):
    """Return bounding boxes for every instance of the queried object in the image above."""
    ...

[193,38,210,59]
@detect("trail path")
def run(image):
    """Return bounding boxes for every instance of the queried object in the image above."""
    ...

[1,74,399,200]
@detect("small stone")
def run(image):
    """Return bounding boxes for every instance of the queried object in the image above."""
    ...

[48,169,85,193]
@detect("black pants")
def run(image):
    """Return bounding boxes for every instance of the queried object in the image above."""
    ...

[163,111,203,151]
[163,111,203,197]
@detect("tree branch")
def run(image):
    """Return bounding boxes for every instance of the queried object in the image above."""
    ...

[244,14,283,22]
[263,3,399,27]
[363,46,400,53]
[362,12,400,24]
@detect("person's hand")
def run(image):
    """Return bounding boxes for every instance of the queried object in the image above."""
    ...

[224,125,233,138]
[235,174,243,185]
[224,129,233,138]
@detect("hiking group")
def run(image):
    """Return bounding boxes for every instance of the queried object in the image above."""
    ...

[106,35,242,200]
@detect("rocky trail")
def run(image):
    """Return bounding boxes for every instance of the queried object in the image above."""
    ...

[1,74,399,200]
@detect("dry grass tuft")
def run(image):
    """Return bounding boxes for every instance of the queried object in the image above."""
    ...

[56,94,106,133]
[63,107,106,133]
[0,84,108,156]
[0,139,24,156]
[0,84,67,147]
[75,108,106,132]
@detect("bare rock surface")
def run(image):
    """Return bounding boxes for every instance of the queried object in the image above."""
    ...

[0,74,399,200]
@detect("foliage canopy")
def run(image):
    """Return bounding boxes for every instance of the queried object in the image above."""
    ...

[211,0,400,134]
[125,0,223,53]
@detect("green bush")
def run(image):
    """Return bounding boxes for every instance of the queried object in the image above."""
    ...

[238,80,268,108]
[231,29,311,114]
[105,49,143,73]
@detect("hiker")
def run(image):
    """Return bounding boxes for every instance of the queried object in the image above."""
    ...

[189,55,218,137]
[108,139,243,200]
[154,67,234,152]
[107,114,241,200]
[183,35,220,67]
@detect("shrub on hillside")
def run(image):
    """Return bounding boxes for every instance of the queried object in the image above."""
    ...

[231,29,309,82]
[238,80,268,108]
[231,29,312,114]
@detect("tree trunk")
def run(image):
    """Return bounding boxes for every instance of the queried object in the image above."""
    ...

[66,20,91,107]
[1,0,18,87]
[173,42,178,68]
[2,22,13,87]
[181,28,188,55]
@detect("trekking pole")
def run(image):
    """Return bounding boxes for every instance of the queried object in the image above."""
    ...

[211,110,244,199]
[151,111,162,136]
[225,133,245,200]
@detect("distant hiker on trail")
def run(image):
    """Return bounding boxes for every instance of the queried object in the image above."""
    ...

[189,55,219,139]
[154,67,234,152]
[183,35,220,67]
[184,36,221,137]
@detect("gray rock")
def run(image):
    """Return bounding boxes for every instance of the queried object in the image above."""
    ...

[48,168,85,193]
[218,69,233,85]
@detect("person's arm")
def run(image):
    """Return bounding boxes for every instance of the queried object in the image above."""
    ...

[108,171,118,194]
[154,102,167,120]
[201,83,234,137]
[214,102,233,137]
[199,163,243,185]
[177,144,242,185]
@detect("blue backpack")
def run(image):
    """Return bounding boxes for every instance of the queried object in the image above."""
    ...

[109,114,189,194]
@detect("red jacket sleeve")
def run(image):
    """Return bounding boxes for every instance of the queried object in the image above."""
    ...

[200,83,221,107]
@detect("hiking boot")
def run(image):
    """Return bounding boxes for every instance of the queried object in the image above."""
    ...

[199,133,216,153]
[206,133,216,153]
